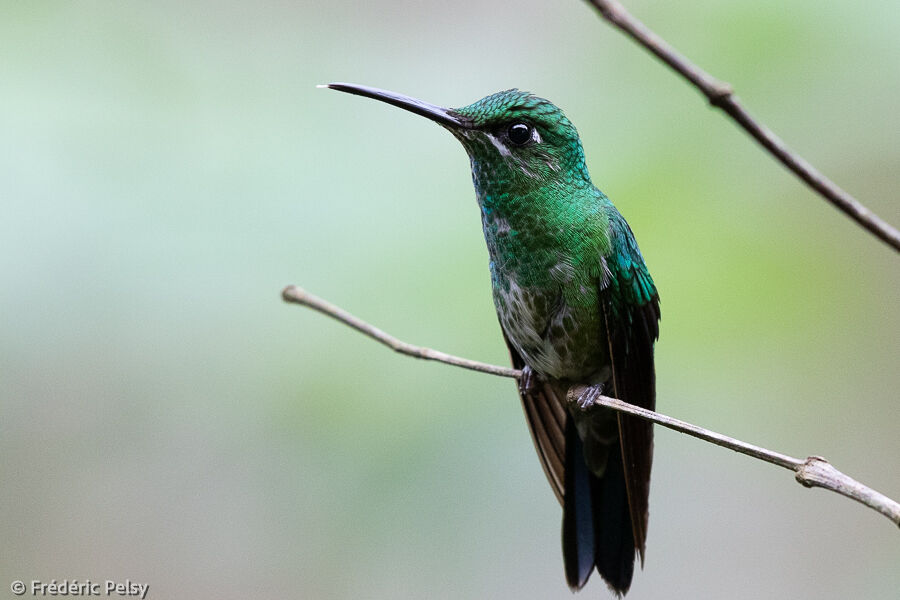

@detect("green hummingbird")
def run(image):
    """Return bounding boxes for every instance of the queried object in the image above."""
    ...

[323,83,660,595]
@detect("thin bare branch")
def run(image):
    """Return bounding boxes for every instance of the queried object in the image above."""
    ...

[283,284,900,529]
[282,285,519,378]
[584,0,900,253]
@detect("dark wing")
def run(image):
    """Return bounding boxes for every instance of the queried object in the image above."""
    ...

[599,207,660,564]
[503,332,567,505]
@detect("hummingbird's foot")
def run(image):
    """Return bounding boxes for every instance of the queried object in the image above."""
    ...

[567,383,606,413]
[518,365,540,396]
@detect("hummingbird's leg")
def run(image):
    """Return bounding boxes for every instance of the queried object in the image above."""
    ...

[518,365,540,396]
[566,382,606,413]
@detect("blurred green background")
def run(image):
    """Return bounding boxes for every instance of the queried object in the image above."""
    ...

[1,1,898,598]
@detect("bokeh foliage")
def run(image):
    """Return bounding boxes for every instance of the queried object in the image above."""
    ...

[1,1,897,598]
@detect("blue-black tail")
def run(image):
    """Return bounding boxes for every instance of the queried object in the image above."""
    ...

[563,416,635,595]
[505,334,650,596]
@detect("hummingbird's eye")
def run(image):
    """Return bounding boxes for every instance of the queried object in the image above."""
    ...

[507,122,533,146]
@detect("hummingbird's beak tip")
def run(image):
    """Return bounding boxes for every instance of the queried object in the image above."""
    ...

[315,84,330,89]
[316,82,467,129]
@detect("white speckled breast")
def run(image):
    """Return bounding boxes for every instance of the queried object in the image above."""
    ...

[492,271,607,381]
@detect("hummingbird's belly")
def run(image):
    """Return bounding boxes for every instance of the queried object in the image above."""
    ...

[493,279,607,381]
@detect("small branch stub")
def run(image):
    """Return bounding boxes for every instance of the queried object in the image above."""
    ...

[796,456,900,528]
[284,285,900,530]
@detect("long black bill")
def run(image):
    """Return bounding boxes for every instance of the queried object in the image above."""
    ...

[320,82,470,129]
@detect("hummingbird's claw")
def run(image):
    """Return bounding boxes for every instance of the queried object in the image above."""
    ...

[569,383,606,412]
[518,365,540,396]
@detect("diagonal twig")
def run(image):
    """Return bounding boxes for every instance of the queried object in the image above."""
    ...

[283,284,900,529]
[584,0,900,253]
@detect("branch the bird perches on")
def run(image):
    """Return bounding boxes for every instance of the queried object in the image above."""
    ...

[282,284,900,530]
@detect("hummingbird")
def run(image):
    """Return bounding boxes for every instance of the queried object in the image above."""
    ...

[322,83,660,595]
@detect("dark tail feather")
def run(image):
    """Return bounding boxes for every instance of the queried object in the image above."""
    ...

[563,417,636,595]
[591,439,635,594]
[563,417,595,589]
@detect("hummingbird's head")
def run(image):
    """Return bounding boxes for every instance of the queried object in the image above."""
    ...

[450,89,589,186]
[322,83,590,190]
